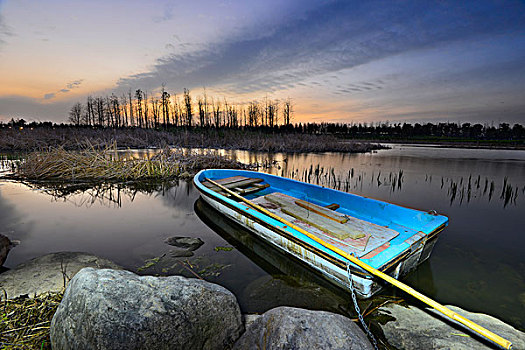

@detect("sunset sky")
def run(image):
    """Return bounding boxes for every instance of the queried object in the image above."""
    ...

[0,0,524,124]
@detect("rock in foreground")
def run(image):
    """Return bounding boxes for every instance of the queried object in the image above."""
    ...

[378,303,525,350]
[50,268,243,350]
[0,252,121,299]
[234,306,373,350]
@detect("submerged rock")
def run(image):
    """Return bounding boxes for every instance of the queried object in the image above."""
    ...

[0,252,121,299]
[50,268,243,350]
[169,247,194,257]
[378,303,525,350]
[233,306,373,350]
[164,236,204,251]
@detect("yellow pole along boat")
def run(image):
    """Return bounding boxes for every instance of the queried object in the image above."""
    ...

[194,169,512,349]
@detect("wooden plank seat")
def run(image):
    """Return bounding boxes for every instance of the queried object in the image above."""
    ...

[265,193,363,240]
[234,183,270,195]
[264,192,399,242]
[203,176,267,196]
[295,199,348,223]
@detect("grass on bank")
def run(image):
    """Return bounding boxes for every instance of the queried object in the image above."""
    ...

[15,144,248,181]
[0,127,384,153]
[0,292,62,350]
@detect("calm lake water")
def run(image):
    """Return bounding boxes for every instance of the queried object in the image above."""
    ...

[1,144,524,331]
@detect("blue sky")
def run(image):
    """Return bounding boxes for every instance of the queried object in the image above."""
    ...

[0,0,524,124]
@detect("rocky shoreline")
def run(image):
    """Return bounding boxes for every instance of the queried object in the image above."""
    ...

[1,252,524,349]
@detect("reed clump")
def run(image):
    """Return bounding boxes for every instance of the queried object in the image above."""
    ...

[16,144,247,181]
[0,292,62,350]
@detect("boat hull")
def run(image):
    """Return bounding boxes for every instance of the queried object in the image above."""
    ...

[194,169,446,298]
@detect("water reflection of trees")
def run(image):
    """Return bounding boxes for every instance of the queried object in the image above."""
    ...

[278,164,523,208]
[441,175,522,207]
[0,158,19,175]
[281,165,405,194]
[21,180,183,208]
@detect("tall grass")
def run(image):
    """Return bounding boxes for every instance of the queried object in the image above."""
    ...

[0,292,62,350]
[15,144,248,181]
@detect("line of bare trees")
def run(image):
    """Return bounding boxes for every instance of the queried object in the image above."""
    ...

[68,87,293,129]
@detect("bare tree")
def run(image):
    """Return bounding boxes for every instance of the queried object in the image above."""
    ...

[283,98,293,125]
[68,102,83,125]
[111,94,121,128]
[212,98,221,128]
[248,101,259,127]
[121,94,128,127]
[160,85,170,128]
[86,96,95,126]
[183,88,193,127]
[264,96,268,127]
[173,95,181,127]
[169,97,177,126]
[95,97,105,126]
[228,104,238,128]
[81,105,90,126]
[105,97,114,127]
[268,100,278,127]
[135,89,143,128]
[151,95,159,128]
[128,89,134,127]
[198,97,205,127]
[203,88,209,127]
[143,90,149,129]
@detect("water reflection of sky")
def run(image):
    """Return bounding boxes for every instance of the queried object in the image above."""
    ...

[0,181,202,269]
[0,145,524,330]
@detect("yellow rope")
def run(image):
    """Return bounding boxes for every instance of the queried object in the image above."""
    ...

[206,178,513,349]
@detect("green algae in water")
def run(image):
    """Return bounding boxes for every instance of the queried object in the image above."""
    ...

[214,246,234,252]
[137,256,163,272]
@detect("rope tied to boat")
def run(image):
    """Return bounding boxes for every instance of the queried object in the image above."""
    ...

[346,258,379,350]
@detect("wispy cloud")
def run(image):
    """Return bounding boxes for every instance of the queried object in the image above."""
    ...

[117,0,525,96]
[332,79,386,95]
[0,13,14,47]
[152,2,176,23]
[2,0,524,124]
[43,79,84,100]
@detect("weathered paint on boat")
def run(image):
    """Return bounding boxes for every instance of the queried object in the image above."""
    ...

[194,169,448,298]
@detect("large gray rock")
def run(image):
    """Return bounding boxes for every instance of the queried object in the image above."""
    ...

[378,303,525,350]
[50,268,244,350]
[233,306,373,350]
[0,252,121,299]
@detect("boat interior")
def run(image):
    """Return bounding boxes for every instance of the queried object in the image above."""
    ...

[202,175,409,260]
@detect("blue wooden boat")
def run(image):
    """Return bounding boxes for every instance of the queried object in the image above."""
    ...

[194,169,448,298]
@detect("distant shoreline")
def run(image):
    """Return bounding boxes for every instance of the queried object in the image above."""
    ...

[354,139,525,151]
[1,126,523,154]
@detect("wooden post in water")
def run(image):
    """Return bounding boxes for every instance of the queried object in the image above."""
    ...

[207,178,513,350]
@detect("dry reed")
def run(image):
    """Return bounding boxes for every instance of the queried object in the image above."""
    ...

[15,144,248,181]
[0,127,384,153]
[0,292,62,350]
